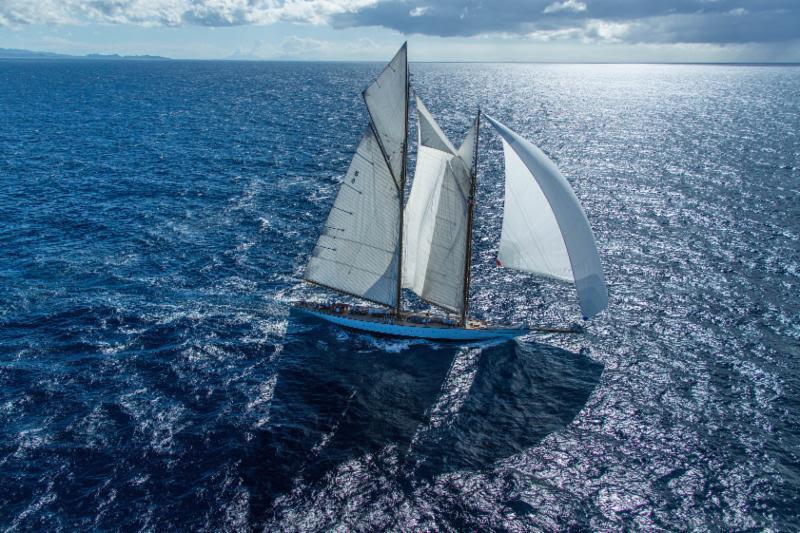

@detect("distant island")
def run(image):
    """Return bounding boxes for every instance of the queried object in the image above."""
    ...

[0,48,169,60]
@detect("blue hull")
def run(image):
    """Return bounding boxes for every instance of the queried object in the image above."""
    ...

[298,308,528,341]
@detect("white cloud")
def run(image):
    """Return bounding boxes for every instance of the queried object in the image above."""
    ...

[0,0,377,28]
[529,19,629,43]
[279,35,329,55]
[584,20,629,43]
[409,6,429,17]
[228,35,389,60]
[543,0,587,15]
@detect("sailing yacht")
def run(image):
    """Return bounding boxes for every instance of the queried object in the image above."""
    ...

[295,43,608,340]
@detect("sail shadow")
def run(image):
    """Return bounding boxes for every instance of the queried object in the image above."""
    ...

[409,339,604,478]
[241,312,459,520]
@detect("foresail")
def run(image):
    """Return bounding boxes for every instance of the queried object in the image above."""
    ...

[422,157,471,312]
[485,115,608,319]
[402,98,471,313]
[305,126,400,307]
[402,142,448,297]
[363,43,408,185]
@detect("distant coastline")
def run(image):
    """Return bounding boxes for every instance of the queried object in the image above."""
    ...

[1,48,797,65]
[0,48,170,60]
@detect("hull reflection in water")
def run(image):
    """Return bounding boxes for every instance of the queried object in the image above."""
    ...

[244,319,603,525]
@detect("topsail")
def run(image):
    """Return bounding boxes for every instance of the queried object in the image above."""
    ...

[364,43,408,184]
[485,115,608,319]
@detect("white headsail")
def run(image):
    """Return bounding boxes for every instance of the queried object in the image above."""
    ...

[403,97,475,313]
[364,43,408,185]
[485,115,608,319]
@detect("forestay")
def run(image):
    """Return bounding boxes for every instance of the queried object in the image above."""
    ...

[485,115,608,319]
[403,98,474,313]
[304,126,401,307]
[363,43,408,185]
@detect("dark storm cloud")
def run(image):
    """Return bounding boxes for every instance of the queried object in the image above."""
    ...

[331,0,800,43]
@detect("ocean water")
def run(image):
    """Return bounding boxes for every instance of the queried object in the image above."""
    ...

[1,59,798,530]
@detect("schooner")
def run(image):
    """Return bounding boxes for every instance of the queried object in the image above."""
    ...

[296,43,608,340]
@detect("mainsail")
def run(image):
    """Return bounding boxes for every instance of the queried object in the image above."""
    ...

[304,126,401,306]
[403,98,477,314]
[304,43,409,308]
[484,115,608,319]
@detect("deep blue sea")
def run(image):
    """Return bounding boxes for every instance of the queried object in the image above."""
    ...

[1,59,799,530]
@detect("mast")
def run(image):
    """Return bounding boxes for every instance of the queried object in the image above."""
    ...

[395,42,410,318]
[460,109,480,326]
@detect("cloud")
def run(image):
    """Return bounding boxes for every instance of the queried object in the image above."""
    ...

[278,35,332,55]
[332,0,800,44]
[2,0,799,47]
[227,35,395,59]
[0,0,377,28]
[543,1,587,15]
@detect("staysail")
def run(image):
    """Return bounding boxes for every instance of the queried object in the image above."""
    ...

[485,115,608,319]
[403,98,475,314]
[304,43,409,308]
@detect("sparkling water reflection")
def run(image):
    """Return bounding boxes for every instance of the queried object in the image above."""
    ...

[0,60,798,530]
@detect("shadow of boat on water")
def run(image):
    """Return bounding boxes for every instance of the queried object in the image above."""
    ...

[409,339,604,478]
[242,311,603,520]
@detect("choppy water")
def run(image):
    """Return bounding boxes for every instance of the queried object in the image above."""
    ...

[1,60,798,530]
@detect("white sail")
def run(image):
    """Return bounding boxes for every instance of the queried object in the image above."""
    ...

[305,125,400,307]
[403,98,452,299]
[485,115,608,319]
[403,98,472,313]
[363,42,408,185]
[457,115,478,167]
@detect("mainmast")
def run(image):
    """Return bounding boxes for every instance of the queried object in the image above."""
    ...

[395,43,410,318]
[460,109,481,326]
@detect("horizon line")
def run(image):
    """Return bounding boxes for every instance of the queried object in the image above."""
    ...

[2,47,799,66]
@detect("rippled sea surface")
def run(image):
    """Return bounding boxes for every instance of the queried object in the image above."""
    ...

[1,60,799,530]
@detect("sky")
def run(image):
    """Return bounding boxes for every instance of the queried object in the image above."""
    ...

[1,0,799,62]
